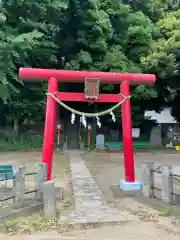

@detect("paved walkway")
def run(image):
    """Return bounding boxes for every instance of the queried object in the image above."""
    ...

[60,151,134,224]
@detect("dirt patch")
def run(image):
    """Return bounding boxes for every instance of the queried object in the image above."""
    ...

[0,151,72,201]
[1,151,180,239]
[0,221,179,240]
[83,151,180,234]
[83,151,180,202]
[0,151,73,235]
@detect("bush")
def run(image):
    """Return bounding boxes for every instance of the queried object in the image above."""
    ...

[172,140,180,147]
[0,133,43,151]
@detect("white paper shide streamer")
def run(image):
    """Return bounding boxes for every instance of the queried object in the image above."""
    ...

[80,115,87,128]
[73,111,115,127]
[110,111,116,122]
[71,113,75,124]
[96,116,101,128]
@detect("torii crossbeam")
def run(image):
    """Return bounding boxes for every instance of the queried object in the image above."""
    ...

[19,68,156,191]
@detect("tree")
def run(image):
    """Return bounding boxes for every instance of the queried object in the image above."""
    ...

[141,9,180,120]
[0,0,167,134]
[164,0,180,11]
[56,0,158,127]
[121,0,165,22]
[0,0,68,131]
[64,0,113,70]
[99,0,158,121]
[142,10,180,77]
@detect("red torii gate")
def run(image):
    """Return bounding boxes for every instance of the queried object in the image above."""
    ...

[19,68,156,191]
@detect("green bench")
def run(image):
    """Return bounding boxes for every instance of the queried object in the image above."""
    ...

[0,164,14,187]
[105,141,150,150]
[133,141,150,149]
[105,141,163,150]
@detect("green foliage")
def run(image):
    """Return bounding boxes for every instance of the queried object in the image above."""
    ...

[163,208,170,217]
[172,140,180,147]
[122,0,165,22]
[0,0,179,142]
[164,0,180,11]
[142,10,180,78]
[0,132,43,151]
[0,0,67,123]
[142,8,180,121]
[8,82,47,123]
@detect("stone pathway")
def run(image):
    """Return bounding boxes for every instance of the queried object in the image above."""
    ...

[60,151,134,224]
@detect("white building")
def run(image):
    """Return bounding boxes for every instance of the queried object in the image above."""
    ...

[144,108,179,147]
[144,107,177,124]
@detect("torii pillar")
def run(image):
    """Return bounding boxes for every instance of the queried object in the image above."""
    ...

[19,68,156,191]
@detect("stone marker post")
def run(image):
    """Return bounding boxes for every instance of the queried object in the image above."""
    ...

[42,181,57,217]
[142,162,154,197]
[13,166,25,204]
[96,134,105,150]
[161,165,173,204]
[35,163,47,201]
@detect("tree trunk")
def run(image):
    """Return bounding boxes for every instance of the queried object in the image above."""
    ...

[91,104,97,147]
[67,116,80,149]
[13,118,19,136]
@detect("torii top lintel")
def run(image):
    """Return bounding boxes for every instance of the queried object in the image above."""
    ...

[19,68,156,85]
